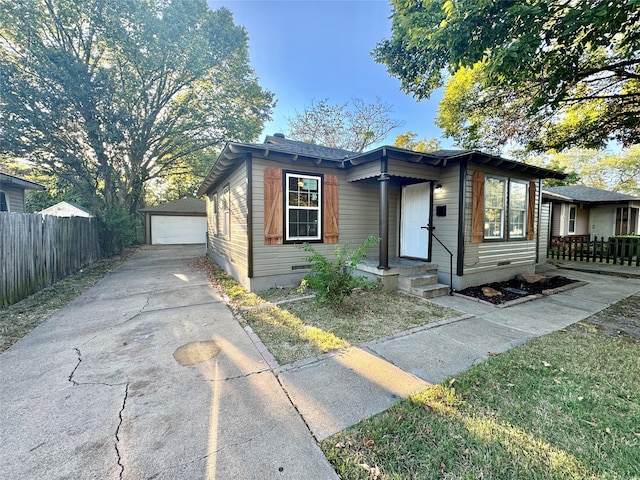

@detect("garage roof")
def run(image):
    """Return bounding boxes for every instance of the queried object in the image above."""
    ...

[139,197,205,214]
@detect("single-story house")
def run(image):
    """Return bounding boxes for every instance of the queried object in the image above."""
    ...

[139,197,207,245]
[0,171,45,213]
[39,201,93,218]
[197,134,566,295]
[542,186,640,239]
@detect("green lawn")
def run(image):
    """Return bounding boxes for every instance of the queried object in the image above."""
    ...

[321,317,640,479]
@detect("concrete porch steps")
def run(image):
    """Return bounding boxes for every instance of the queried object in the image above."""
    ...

[398,272,451,299]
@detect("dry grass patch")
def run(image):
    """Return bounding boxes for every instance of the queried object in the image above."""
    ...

[191,255,460,365]
[245,288,459,365]
[0,253,132,352]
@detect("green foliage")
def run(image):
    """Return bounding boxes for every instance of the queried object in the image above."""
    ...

[298,236,380,305]
[287,98,404,152]
[0,0,274,218]
[375,0,640,151]
[98,205,138,257]
[527,146,640,195]
[393,131,440,152]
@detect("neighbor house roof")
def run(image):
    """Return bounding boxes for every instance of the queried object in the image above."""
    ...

[39,201,93,217]
[139,197,206,214]
[542,185,639,203]
[198,135,567,196]
[0,171,45,191]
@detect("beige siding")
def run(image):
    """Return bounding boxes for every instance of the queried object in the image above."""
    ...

[538,202,551,263]
[205,161,249,286]
[0,185,26,213]
[460,165,540,288]
[430,165,460,277]
[251,159,386,288]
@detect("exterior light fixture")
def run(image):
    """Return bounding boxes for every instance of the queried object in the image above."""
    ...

[434,183,443,193]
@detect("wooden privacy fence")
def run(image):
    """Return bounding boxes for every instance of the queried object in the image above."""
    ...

[0,213,101,307]
[548,235,640,266]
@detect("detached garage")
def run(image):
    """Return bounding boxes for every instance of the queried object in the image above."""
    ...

[140,197,206,245]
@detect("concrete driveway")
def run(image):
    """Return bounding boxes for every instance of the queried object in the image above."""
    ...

[0,245,338,479]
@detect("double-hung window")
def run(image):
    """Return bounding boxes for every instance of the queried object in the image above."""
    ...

[509,181,527,238]
[285,172,322,241]
[568,205,577,234]
[482,175,529,241]
[484,176,506,240]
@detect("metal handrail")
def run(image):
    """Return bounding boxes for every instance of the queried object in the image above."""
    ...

[422,226,453,295]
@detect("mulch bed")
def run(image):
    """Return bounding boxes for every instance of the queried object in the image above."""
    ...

[457,275,580,305]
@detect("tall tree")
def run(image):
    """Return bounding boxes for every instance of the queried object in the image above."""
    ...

[393,131,440,152]
[287,98,404,152]
[527,146,640,195]
[374,0,640,152]
[0,0,274,224]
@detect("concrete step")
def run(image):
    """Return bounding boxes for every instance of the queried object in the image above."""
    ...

[398,272,438,291]
[409,283,451,299]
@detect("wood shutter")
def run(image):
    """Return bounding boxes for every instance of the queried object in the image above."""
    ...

[264,167,283,245]
[323,174,339,243]
[527,181,536,240]
[471,171,485,243]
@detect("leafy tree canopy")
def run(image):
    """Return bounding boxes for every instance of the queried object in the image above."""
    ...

[287,98,404,152]
[0,0,274,223]
[393,131,440,152]
[374,0,640,152]
[526,146,640,195]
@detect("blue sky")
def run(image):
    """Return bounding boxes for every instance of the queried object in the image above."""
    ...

[207,0,452,148]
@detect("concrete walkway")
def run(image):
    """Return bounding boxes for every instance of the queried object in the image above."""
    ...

[278,263,640,441]
[1,247,638,478]
[0,246,338,480]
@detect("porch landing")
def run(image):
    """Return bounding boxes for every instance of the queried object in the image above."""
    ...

[356,258,450,298]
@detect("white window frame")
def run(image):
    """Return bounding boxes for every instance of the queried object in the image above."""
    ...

[285,172,322,242]
[484,176,506,240]
[568,205,577,234]
[509,180,528,239]
[221,185,230,238]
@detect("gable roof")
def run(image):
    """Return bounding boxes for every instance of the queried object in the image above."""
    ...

[543,185,639,203]
[0,171,46,191]
[197,136,566,196]
[139,197,206,214]
[39,201,93,217]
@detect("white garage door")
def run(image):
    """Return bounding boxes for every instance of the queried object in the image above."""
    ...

[151,215,207,244]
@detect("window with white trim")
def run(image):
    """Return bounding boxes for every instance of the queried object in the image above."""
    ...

[221,185,230,238]
[568,205,577,234]
[285,172,321,241]
[483,176,530,241]
[509,181,527,238]
[484,176,505,239]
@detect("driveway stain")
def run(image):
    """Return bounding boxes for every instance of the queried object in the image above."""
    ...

[173,340,220,366]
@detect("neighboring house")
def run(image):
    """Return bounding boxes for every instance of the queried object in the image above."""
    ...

[197,134,565,294]
[39,201,93,218]
[542,186,640,240]
[0,171,45,213]
[139,197,207,245]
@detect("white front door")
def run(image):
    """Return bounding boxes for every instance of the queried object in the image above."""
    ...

[400,182,430,259]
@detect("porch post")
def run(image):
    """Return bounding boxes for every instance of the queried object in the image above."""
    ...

[378,152,389,269]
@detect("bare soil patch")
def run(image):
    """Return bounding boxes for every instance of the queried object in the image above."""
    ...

[457,275,579,305]
[577,294,640,340]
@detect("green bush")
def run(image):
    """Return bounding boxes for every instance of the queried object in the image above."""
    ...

[98,205,138,257]
[298,236,379,306]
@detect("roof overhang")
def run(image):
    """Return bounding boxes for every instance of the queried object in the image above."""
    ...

[0,172,46,191]
[197,143,567,196]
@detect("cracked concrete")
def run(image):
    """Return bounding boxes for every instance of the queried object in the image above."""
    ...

[115,383,129,479]
[0,245,337,479]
